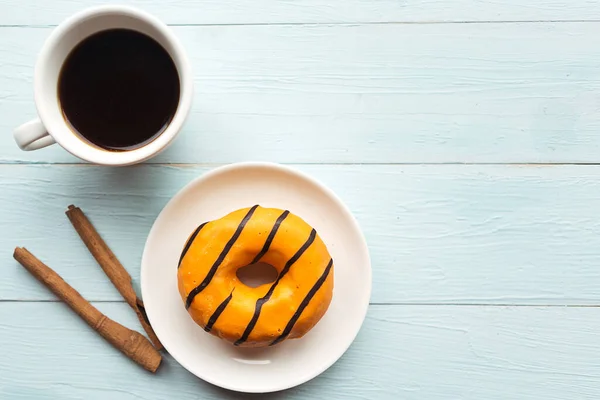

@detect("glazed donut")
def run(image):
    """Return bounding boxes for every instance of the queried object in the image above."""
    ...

[177,205,334,347]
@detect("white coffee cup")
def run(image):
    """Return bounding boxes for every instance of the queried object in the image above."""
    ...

[13,5,193,166]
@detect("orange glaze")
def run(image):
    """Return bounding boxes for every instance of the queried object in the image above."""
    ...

[177,205,334,347]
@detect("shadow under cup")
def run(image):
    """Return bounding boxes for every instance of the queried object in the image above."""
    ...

[34,7,192,165]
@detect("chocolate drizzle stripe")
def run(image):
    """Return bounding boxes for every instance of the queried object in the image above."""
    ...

[234,228,317,346]
[204,289,234,332]
[249,210,290,265]
[178,222,208,268]
[270,258,333,346]
[185,205,259,309]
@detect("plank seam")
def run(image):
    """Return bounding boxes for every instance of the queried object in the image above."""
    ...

[2,299,600,307]
[3,20,600,28]
[5,162,600,166]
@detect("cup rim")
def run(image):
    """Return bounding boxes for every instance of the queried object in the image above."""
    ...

[34,5,193,166]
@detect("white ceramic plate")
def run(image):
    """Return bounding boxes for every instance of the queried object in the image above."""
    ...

[141,162,371,393]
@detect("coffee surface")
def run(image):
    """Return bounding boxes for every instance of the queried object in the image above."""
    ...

[58,29,180,151]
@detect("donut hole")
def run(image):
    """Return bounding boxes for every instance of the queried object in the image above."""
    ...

[236,262,279,288]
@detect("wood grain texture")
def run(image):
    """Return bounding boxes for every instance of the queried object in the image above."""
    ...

[2,302,600,399]
[4,164,600,304]
[4,23,600,164]
[0,0,599,25]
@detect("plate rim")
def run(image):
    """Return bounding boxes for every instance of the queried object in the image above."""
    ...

[140,161,372,393]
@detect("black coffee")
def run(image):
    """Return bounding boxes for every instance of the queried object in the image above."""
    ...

[58,29,180,151]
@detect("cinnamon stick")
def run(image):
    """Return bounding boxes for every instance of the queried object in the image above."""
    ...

[13,247,161,373]
[65,205,162,350]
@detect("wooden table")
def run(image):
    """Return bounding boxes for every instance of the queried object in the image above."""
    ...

[2,1,600,398]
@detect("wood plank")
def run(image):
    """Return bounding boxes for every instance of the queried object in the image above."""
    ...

[0,0,599,25]
[3,23,600,164]
[2,302,599,399]
[4,164,600,304]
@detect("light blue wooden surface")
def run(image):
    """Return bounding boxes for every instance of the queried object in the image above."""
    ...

[4,22,600,164]
[2,1,600,399]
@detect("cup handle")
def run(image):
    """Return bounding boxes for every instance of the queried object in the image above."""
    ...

[14,118,56,151]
